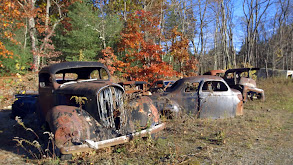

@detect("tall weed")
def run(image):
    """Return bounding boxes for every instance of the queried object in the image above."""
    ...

[13,116,59,163]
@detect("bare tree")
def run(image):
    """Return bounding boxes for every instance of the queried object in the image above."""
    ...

[196,0,209,73]
[209,0,234,70]
[242,0,271,66]
[226,1,236,67]
[17,0,64,71]
[276,0,290,70]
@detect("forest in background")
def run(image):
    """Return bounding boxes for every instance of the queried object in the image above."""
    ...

[0,0,292,82]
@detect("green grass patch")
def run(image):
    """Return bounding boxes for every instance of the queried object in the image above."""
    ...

[283,97,293,112]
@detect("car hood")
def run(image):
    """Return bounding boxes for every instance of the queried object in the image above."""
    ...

[55,81,123,96]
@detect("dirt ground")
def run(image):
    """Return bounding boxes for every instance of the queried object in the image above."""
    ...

[0,76,292,164]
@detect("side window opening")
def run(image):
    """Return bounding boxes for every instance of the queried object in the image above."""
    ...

[90,68,109,80]
[137,84,144,90]
[157,82,163,88]
[99,68,109,80]
[90,70,100,79]
[39,73,51,87]
[202,81,228,92]
[55,73,78,84]
[185,82,199,93]
[226,73,234,79]
[202,81,213,91]
[240,71,249,78]
[89,68,109,80]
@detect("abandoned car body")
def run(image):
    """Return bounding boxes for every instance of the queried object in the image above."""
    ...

[12,62,164,155]
[148,80,176,93]
[151,76,243,119]
[203,70,226,76]
[118,81,151,95]
[223,68,265,102]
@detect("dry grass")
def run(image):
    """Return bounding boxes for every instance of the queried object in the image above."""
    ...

[64,78,293,164]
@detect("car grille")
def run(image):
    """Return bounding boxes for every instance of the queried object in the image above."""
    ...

[97,86,126,130]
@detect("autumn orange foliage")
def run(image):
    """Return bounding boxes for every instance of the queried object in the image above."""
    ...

[0,0,24,67]
[99,47,126,75]
[170,27,198,77]
[119,10,177,82]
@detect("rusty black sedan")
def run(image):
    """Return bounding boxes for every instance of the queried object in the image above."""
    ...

[12,61,164,158]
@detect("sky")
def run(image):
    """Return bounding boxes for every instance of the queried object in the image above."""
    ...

[232,0,278,51]
[177,0,279,53]
[233,0,246,51]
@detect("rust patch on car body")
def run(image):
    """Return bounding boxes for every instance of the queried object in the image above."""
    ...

[203,70,226,76]
[223,68,265,102]
[118,81,150,95]
[148,79,176,93]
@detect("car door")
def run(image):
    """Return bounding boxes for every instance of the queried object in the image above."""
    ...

[180,82,200,114]
[199,80,235,119]
[38,72,55,119]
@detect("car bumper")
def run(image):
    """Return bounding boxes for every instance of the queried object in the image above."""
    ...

[59,122,166,155]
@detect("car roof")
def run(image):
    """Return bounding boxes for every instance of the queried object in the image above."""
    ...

[203,70,226,76]
[39,61,107,74]
[166,75,225,92]
[225,68,259,73]
[180,75,224,82]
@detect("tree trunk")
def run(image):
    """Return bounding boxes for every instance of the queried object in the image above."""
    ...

[41,0,51,67]
[214,7,219,70]
[28,0,39,71]
[100,1,106,49]
[220,0,229,69]
[23,18,28,50]
[159,0,165,60]
[198,0,207,73]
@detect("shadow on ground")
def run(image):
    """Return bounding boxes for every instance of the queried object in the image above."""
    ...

[0,109,52,163]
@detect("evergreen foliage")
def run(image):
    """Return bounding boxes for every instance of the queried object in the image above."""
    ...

[53,1,123,61]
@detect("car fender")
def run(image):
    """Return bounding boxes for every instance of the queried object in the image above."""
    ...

[46,105,117,149]
[128,96,160,128]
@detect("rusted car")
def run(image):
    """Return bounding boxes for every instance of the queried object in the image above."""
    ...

[203,70,226,76]
[118,81,151,95]
[148,80,176,93]
[151,76,243,119]
[12,61,164,157]
[223,68,265,102]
